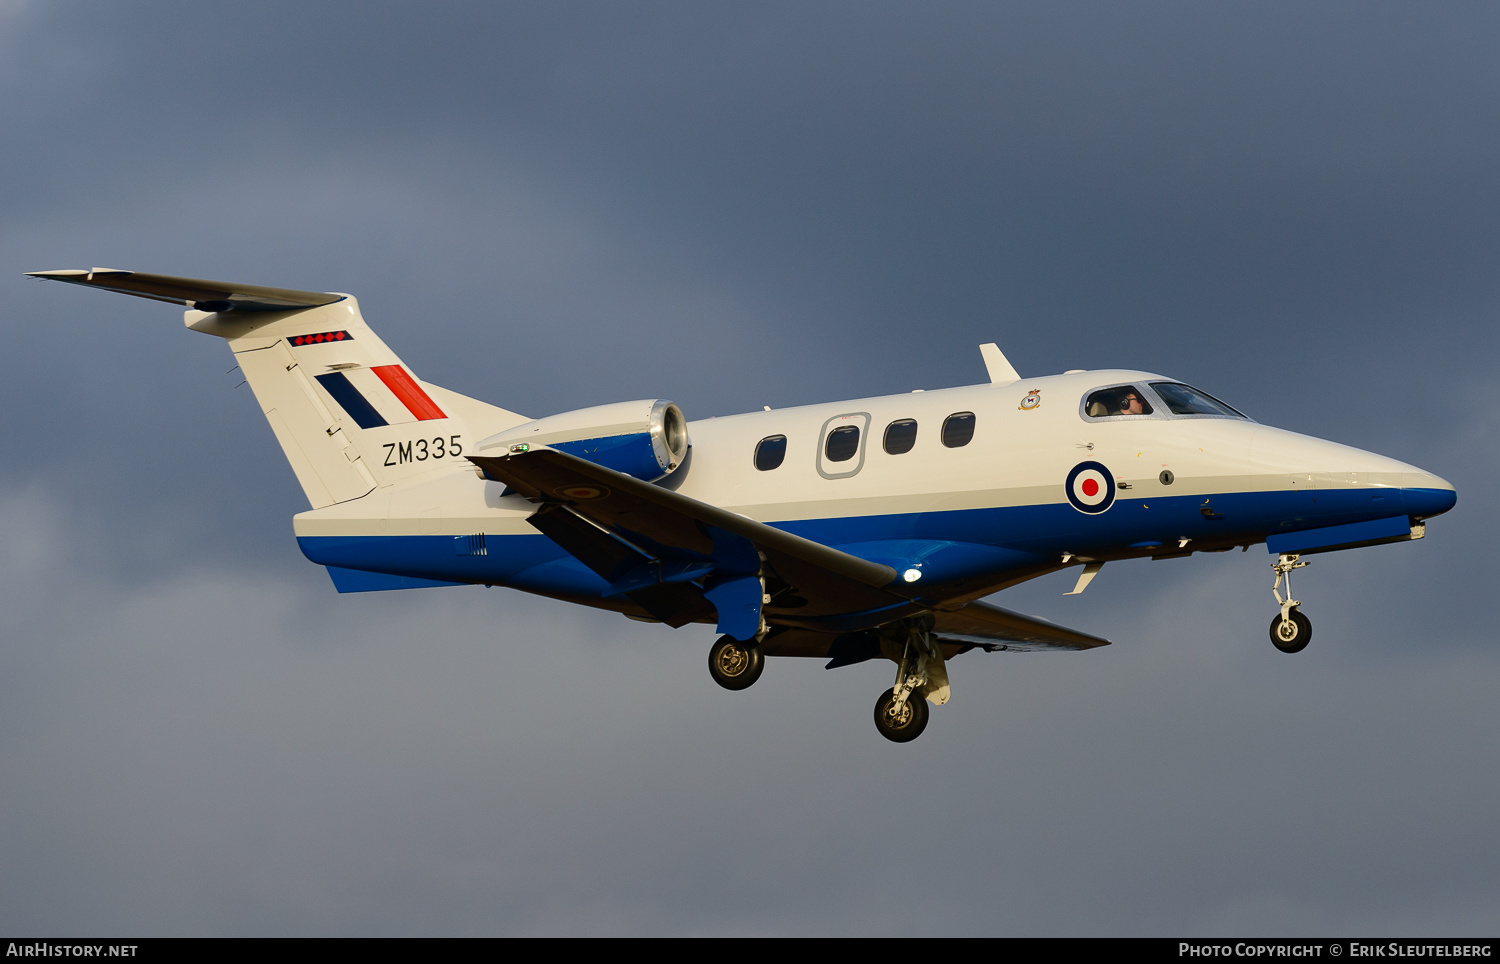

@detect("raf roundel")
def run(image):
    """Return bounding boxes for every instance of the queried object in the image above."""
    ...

[559,484,609,501]
[1065,461,1116,514]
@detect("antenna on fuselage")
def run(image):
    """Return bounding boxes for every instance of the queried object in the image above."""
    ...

[979,343,1021,386]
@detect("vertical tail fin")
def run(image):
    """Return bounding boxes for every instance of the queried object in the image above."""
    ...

[28,269,527,508]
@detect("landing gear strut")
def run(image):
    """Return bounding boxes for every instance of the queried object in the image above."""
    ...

[708,635,764,690]
[1269,553,1312,654]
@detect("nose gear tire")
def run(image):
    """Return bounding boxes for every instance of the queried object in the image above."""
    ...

[1269,608,1312,654]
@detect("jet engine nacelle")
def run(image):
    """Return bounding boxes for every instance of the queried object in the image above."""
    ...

[477,398,689,482]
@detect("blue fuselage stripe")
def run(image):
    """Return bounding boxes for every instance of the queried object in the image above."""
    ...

[296,487,1452,605]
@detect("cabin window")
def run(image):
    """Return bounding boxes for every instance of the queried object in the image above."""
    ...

[1149,382,1246,418]
[1084,386,1154,418]
[884,419,918,455]
[825,425,861,462]
[754,435,787,471]
[941,412,976,448]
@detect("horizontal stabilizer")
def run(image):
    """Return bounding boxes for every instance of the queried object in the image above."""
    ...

[26,268,342,312]
[931,598,1110,651]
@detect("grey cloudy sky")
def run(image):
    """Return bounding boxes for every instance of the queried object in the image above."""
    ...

[2,2,1496,935]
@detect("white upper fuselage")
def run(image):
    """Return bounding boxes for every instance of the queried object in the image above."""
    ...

[293,368,1450,552]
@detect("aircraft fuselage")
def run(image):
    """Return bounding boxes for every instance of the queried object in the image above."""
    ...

[293,368,1455,623]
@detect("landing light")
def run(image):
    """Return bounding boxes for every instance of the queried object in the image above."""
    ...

[903,568,923,583]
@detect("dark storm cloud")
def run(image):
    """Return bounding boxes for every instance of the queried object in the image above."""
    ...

[11,3,1500,407]
[2,2,1497,935]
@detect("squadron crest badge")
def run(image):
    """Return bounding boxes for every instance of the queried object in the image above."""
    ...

[1019,389,1041,411]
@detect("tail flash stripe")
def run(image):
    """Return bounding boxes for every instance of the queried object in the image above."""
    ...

[372,365,446,421]
[314,372,389,429]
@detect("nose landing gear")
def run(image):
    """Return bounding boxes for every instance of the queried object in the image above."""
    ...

[1270,608,1312,653]
[1269,553,1312,654]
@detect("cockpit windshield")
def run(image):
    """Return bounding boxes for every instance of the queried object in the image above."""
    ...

[1148,382,1246,418]
[1082,382,1248,420]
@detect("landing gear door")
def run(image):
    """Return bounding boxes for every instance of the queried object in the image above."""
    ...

[817,412,871,480]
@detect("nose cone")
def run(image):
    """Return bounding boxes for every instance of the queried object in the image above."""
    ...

[1250,427,1456,520]
[1403,474,1457,520]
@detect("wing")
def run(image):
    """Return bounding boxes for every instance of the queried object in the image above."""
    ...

[470,448,926,635]
[27,268,342,312]
[930,598,1111,651]
[471,447,1110,655]
[764,598,1109,668]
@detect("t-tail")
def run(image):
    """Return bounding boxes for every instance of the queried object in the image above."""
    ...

[27,269,527,508]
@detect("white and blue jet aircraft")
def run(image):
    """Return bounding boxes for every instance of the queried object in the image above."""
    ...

[31,268,1457,741]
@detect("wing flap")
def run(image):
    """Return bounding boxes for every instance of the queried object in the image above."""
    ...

[27,268,342,312]
[526,502,715,627]
[470,448,907,623]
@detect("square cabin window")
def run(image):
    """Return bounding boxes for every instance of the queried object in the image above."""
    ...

[884,419,918,455]
[754,435,787,471]
[824,425,861,462]
[941,412,975,448]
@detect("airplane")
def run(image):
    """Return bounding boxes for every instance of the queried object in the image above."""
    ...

[28,268,1458,742]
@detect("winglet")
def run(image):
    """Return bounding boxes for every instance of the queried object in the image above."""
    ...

[979,343,1021,385]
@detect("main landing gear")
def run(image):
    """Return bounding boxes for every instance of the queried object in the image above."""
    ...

[872,617,949,743]
[1269,553,1312,654]
[708,635,764,690]
[706,616,950,742]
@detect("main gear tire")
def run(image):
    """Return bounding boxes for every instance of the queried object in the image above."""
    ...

[709,636,765,690]
[873,687,930,743]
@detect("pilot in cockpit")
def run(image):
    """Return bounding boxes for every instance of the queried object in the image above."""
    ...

[1086,386,1153,417]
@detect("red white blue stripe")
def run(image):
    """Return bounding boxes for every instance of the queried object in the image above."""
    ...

[314,365,446,429]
